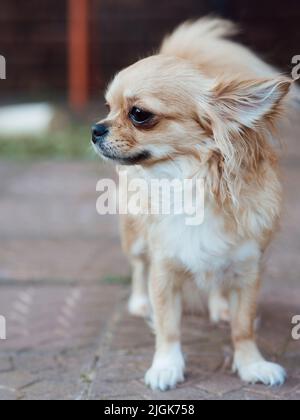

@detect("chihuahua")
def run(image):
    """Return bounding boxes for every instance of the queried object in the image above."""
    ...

[92,18,294,391]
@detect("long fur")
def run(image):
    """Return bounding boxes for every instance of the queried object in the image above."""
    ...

[94,17,293,391]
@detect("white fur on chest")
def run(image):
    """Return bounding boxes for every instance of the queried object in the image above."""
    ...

[151,205,260,287]
[129,160,261,287]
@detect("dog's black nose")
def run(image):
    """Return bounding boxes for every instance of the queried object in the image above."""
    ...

[92,124,109,143]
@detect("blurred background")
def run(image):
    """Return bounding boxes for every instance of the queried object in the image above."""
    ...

[0,0,299,401]
[0,0,300,159]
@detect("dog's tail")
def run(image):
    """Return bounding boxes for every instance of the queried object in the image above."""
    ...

[160,16,238,58]
[161,17,300,114]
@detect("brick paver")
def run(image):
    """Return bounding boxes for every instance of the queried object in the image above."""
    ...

[0,119,299,399]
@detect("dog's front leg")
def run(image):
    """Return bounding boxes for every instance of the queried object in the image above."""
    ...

[145,260,185,391]
[128,258,150,318]
[229,269,286,386]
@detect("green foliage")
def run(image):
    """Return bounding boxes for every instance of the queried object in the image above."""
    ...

[0,125,94,160]
[102,275,131,286]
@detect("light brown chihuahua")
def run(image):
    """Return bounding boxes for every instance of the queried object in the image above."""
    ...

[92,18,296,391]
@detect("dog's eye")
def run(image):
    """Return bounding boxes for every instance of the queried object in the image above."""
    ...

[129,107,153,126]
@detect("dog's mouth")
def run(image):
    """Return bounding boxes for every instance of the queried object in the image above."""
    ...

[92,141,151,166]
[104,150,152,165]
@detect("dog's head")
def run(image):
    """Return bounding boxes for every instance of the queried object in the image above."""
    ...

[92,54,291,169]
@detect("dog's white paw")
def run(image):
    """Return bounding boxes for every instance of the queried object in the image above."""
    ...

[236,361,287,386]
[145,345,185,391]
[128,294,150,318]
[145,363,185,392]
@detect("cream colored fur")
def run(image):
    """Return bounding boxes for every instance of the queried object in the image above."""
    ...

[93,17,294,391]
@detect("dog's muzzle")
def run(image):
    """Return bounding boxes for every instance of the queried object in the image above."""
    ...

[91,123,109,145]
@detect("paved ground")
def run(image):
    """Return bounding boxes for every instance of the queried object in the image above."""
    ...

[0,121,299,400]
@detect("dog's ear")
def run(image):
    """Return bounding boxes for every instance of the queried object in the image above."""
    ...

[210,77,292,130]
[198,77,291,206]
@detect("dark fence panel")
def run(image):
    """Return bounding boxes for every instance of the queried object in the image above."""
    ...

[0,0,67,99]
[0,0,299,99]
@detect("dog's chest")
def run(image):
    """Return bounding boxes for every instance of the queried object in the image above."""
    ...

[154,207,259,282]
[158,208,230,271]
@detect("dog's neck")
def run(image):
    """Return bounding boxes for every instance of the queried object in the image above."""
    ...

[137,154,208,181]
